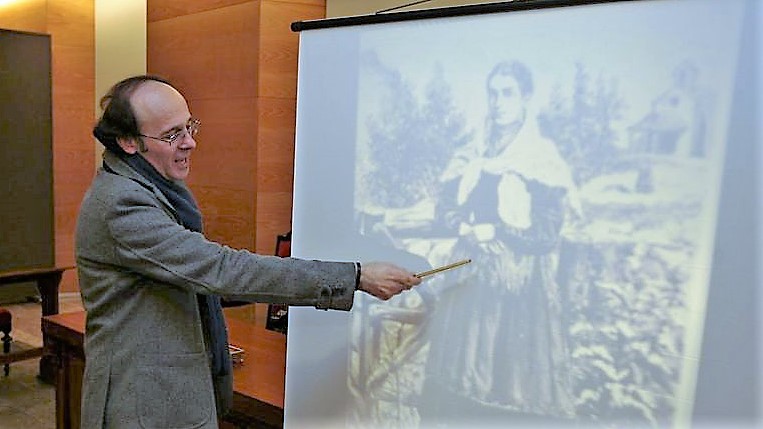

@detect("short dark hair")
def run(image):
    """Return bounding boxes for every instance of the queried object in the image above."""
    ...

[93,75,174,153]
[486,60,533,98]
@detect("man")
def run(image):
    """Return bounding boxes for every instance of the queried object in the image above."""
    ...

[76,75,420,429]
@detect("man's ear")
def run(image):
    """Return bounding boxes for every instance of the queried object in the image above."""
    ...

[117,137,140,154]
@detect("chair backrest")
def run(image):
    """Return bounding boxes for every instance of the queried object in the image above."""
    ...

[275,231,292,257]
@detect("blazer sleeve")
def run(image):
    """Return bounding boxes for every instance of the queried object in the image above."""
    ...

[105,186,355,311]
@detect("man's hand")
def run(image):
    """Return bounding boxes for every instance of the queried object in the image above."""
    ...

[358,262,422,300]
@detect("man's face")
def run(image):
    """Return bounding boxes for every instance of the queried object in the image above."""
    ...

[129,81,196,181]
[488,74,526,127]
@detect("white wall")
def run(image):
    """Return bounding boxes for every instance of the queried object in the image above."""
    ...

[94,0,147,165]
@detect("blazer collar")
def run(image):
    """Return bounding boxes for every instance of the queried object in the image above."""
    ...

[102,150,178,217]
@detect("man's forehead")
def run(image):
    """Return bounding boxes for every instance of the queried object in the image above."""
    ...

[132,81,178,107]
[131,81,187,125]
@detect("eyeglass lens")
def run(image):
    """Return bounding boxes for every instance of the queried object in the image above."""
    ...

[170,119,200,144]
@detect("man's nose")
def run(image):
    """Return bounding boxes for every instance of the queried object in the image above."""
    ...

[177,132,196,149]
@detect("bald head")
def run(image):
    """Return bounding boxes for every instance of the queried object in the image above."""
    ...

[93,75,178,154]
[131,81,190,133]
[93,76,198,180]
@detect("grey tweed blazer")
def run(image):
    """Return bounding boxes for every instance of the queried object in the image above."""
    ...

[75,150,355,429]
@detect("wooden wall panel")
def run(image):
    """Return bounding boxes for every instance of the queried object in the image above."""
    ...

[0,0,47,33]
[48,0,95,293]
[255,96,294,251]
[326,0,492,17]
[148,0,251,22]
[47,1,92,46]
[275,0,324,5]
[147,3,259,101]
[188,96,257,251]
[256,98,295,180]
[258,1,324,99]
[188,98,258,188]
[148,1,259,251]
[255,1,324,253]
[50,0,93,293]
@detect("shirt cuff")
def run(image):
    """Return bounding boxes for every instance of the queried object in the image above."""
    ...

[354,262,362,291]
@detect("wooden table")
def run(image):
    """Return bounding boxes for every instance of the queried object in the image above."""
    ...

[42,310,287,429]
[0,266,73,382]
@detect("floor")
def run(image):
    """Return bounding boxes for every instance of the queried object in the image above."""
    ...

[0,293,84,429]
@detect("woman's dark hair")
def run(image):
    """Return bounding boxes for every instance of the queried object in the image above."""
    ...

[93,75,174,153]
[486,60,533,97]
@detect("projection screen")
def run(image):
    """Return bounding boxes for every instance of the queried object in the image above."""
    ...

[286,0,760,428]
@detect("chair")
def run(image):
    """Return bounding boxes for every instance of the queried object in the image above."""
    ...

[274,231,291,259]
[0,308,12,376]
[265,231,291,334]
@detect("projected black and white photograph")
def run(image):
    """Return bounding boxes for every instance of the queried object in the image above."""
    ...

[343,2,745,428]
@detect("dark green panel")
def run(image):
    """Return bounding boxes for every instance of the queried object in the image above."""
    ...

[0,29,53,272]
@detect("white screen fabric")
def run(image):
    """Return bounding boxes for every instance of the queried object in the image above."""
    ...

[286,1,760,428]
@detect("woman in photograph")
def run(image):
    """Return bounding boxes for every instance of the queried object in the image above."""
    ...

[420,60,579,424]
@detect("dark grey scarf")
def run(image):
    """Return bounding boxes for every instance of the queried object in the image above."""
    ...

[105,153,233,415]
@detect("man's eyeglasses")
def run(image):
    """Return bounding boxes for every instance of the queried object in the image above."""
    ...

[138,118,200,146]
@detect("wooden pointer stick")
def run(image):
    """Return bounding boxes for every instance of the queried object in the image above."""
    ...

[414,258,472,279]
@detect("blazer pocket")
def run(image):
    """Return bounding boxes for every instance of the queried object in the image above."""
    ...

[137,352,214,429]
